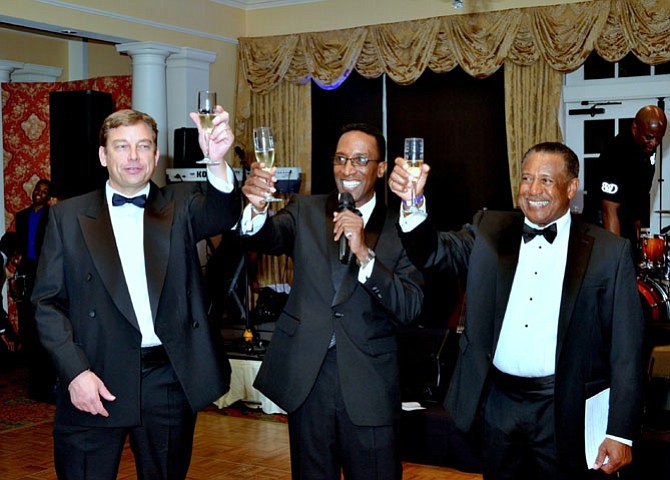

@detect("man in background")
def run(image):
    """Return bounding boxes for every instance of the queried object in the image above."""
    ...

[241,123,423,479]
[389,142,644,479]
[32,107,239,480]
[15,179,54,401]
[594,105,667,248]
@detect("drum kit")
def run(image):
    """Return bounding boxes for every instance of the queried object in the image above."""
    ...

[637,228,670,324]
[637,217,670,430]
[637,210,670,323]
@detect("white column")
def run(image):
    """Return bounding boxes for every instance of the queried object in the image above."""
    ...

[68,39,89,81]
[0,60,23,83]
[11,64,63,82]
[116,42,180,186]
[166,48,217,161]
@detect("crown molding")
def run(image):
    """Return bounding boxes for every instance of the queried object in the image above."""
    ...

[211,0,323,10]
[31,0,238,44]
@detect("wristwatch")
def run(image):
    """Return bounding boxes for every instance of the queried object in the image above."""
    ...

[357,247,376,268]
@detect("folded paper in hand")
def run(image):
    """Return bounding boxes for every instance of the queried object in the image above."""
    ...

[584,388,609,468]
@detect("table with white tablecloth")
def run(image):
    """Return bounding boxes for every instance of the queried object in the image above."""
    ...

[214,358,285,414]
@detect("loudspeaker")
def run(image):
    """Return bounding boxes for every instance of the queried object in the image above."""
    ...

[173,127,203,167]
[49,90,113,199]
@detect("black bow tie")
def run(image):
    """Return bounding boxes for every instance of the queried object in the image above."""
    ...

[522,223,557,244]
[112,193,147,208]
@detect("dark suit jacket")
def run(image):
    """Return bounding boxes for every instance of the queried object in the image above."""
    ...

[32,180,240,428]
[15,204,50,281]
[248,193,424,426]
[400,210,644,469]
[16,204,49,259]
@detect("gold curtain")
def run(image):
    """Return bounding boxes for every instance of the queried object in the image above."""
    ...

[234,73,312,190]
[233,70,312,296]
[237,0,669,96]
[234,0,670,285]
[504,61,564,206]
[235,0,670,169]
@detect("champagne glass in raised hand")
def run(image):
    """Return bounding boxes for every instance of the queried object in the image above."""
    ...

[254,126,281,203]
[196,90,219,165]
[404,137,424,213]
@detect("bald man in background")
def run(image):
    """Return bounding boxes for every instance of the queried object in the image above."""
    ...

[596,105,667,248]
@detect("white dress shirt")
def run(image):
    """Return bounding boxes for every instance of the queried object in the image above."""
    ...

[107,166,234,347]
[493,211,570,377]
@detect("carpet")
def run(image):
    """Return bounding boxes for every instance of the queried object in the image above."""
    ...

[0,365,55,432]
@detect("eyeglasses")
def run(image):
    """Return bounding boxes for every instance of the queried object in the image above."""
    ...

[332,155,380,167]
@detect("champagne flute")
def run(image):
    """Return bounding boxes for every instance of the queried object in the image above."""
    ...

[254,126,280,203]
[404,137,424,213]
[196,90,219,165]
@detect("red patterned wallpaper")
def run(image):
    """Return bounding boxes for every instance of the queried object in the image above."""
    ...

[2,75,132,229]
[1,75,132,333]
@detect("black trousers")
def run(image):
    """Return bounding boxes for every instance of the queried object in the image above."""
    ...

[287,348,401,480]
[482,369,619,480]
[54,348,197,480]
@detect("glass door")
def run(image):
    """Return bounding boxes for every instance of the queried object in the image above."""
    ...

[563,56,669,233]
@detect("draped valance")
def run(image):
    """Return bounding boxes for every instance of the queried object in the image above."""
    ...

[233,0,669,292]
[238,0,670,93]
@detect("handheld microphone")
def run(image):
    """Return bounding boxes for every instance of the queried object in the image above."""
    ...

[338,192,355,263]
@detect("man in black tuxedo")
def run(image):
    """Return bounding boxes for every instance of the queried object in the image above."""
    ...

[241,123,423,479]
[32,107,240,480]
[389,142,644,479]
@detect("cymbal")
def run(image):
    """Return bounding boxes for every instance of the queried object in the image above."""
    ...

[655,210,670,214]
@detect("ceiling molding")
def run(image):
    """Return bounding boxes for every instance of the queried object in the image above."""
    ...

[0,15,132,44]
[211,0,324,10]
[31,0,238,44]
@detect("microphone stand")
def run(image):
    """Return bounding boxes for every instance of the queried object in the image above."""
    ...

[657,97,666,234]
[239,157,254,350]
[227,148,264,356]
[655,98,670,281]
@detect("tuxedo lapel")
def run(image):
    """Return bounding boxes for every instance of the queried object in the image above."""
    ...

[556,218,593,362]
[78,191,138,330]
[363,201,384,250]
[331,198,385,307]
[325,193,346,291]
[493,215,524,345]
[143,184,174,323]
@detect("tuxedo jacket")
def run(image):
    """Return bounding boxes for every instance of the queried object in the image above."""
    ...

[401,210,644,469]
[248,193,424,426]
[32,180,240,427]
